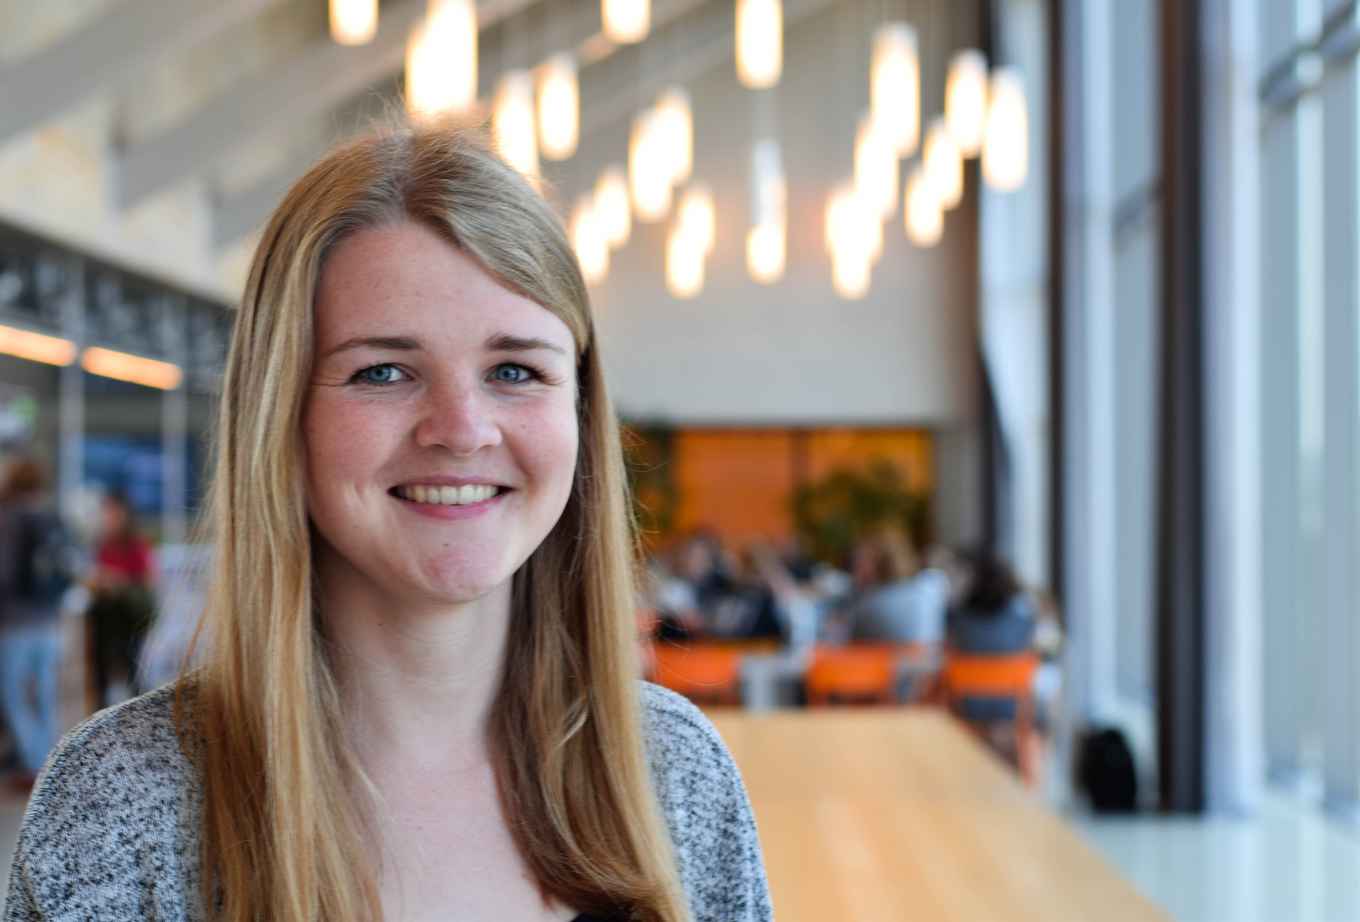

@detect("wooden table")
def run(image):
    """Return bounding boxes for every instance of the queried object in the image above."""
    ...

[709,708,1170,922]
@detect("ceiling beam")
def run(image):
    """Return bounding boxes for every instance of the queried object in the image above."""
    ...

[210,138,332,247]
[0,0,282,146]
[208,0,717,246]
[112,0,541,212]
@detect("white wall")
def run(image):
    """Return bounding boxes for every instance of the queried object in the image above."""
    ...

[545,0,980,428]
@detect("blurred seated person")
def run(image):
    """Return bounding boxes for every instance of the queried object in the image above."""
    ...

[946,550,1037,655]
[829,526,948,646]
[941,551,1048,779]
[653,531,783,642]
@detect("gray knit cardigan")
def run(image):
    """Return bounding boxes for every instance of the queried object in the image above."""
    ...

[4,682,773,921]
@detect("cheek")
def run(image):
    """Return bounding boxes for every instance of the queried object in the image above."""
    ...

[518,401,580,502]
[302,396,392,505]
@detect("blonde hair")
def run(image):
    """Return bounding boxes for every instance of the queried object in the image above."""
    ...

[179,123,690,922]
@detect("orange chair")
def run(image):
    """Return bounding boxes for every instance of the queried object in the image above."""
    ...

[941,651,1042,786]
[652,645,744,707]
[805,644,913,706]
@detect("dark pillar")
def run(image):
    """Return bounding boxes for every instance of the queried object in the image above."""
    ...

[1157,0,1207,813]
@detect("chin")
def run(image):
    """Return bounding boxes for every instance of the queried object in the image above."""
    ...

[412,557,517,605]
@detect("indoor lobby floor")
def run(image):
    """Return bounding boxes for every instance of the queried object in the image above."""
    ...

[1074,794,1360,922]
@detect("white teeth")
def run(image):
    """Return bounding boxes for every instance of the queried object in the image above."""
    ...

[400,484,499,506]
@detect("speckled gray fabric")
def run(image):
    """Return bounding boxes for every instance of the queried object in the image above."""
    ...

[4,681,773,921]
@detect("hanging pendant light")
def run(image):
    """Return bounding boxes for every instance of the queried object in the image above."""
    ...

[677,184,717,255]
[406,0,477,119]
[537,53,579,161]
[983,67,1029,191]
[748,139,787,284]
[603,0,649,44]
[736,0,783,89]
[854,113,898,218]
[904,165,943,246]
[870,23,920,157]
[666,225,705,298]
[629,110,672,222]
[571,196,609,286]
[945,49,988,157]
[330,0,377,45]
[493,71,539,180]
[654,88,694,187]
[923,117,963,210]
[832,249,871,300]
[746,221,785,284]
[862,191,884,264]
[826,181,881,265]
[824,182,855,256]
[594,166,632,248]
[828,185,873,298]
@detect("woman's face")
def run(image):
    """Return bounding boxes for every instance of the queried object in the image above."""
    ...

[303,220,579,609]
[100,499,128,537]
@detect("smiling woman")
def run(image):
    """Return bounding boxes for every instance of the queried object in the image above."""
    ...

[3,125,772,922]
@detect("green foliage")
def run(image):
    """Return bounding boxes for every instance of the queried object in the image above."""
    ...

[621,422,678,541]
[791,458,931,565]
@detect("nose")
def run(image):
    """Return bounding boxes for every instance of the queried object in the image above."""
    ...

[413,379,503,456]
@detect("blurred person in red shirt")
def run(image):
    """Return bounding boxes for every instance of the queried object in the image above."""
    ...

[87,490,156,708]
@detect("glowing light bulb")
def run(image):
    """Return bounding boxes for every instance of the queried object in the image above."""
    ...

[330,0,377,45]
[832,249,871,300]
[654,88,693,187]
[736,0,782,89]
[666,226,705,298]
[923,117,963,210]
[493,70,539,180]
[536,53,579,161]
[630,110,672,222]
[871,23,920,157]
[746,220,785,284]
[603,0,649,44]
[677,184,716,255]
[854,113,898,219]
[405,0,477,118]
[594,166,632,248]
[982,68,1029,191]
[904,166,943,246]
[571,196,609,286]
[946,49,988,157]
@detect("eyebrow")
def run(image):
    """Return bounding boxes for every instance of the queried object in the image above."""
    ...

[484,333,570,357]
[320,333,570,361]
[321,336,421,360]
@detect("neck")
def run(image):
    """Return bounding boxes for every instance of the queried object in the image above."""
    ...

[319,562,514,773]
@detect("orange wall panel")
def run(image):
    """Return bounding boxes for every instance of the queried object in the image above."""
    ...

[673,430,796,543]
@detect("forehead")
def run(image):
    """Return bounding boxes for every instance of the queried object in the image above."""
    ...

[313,220,574,350]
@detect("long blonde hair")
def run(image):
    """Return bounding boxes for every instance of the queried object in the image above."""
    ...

[179,123,690,922]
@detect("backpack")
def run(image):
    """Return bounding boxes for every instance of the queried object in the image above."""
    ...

[13,509,77,607]
[1075,725,1140,813]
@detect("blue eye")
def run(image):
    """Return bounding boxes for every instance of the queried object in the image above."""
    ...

[352,364,407,385]
[491,364,535,384]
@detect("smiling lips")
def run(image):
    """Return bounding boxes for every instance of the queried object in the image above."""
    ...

[394,483,504,506]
